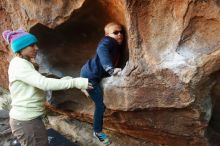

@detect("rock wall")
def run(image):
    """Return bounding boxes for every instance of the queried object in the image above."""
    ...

[0,0,220,146]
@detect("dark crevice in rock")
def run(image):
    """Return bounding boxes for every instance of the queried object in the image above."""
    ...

[209,70,220,130]
[182,0,194,27]
[177,16,204,49]
[208,70,220,146]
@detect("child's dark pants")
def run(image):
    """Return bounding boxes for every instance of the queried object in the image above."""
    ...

[87,80,106,132]
[80,70,106,132]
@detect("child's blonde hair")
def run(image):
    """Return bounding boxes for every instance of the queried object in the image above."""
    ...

[104,22,122,35]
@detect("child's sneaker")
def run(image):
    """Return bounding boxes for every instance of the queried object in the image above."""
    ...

[93,132,110,145]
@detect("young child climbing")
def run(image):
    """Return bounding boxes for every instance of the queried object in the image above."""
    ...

[80,22,124,145]
[2,29,93,146]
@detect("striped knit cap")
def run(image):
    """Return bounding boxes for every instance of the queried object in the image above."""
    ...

[2,29,38,53]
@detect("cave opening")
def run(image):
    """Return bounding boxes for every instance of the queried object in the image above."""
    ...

[29,0,128,109]
[30,0,128,78]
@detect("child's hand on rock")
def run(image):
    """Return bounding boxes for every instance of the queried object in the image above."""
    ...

[113,68,122,76]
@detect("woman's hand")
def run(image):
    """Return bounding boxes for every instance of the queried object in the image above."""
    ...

[81,82,93,98]
[88,82,93,90]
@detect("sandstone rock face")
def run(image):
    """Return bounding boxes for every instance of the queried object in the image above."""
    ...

[0,1,12,89]
[48,115,157,146]
[0,0,220,146]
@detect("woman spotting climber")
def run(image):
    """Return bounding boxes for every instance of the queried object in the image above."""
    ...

[2,29,93,146]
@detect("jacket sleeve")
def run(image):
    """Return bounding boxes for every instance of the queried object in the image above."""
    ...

[12,60,88,90]
[97,38,114,75]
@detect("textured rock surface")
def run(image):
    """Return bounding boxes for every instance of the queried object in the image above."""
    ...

[48,115,157,146]
[0,1,11,89]
[0,116,12,146]
[0,88,12,146]
[0,0,220,146]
